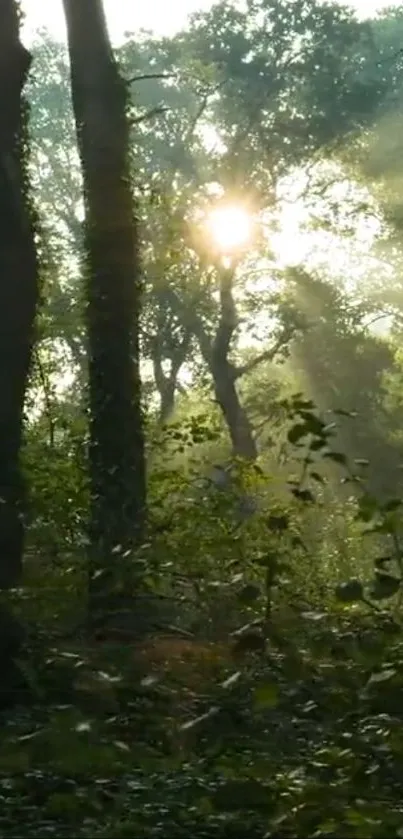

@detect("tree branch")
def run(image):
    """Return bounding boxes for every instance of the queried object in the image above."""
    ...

[164,286,213,365]
[151,325,192,391]
[127,72,177,84]
[234,331,292,380]
[171,329,192,377]
[182,79,227,146]
[212,265,238,364]
[132,105,169,124]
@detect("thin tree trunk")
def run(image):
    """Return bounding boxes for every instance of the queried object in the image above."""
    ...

[152,349,177,426]
[62,0,146,604]
[151,329,191,425]
[0,1,39,587]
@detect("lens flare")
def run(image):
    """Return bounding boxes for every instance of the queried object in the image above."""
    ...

[207,205,253,253]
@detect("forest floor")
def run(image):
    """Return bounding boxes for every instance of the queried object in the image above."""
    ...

[0,603,403,838]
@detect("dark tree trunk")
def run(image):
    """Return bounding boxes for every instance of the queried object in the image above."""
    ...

[0,1,39,587]
[191,264,258,459]
[212,358,257,459]
[170,257,291,460]
[154,368,176,426]
[62,0,146,601]
[203,265,291,460]
[151,329,190,425]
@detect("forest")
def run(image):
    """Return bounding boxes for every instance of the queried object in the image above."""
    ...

[3,0,403,835]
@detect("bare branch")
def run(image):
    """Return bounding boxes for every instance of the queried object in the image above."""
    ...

[182,79,228,145]
[234,331,292,380]
[164,286,213,365]
[253,416,275,442]
[186,310,212,365]
[127,72,177,84]
[132,105,169,124]
[183,93,210,144]
[364,310,395,329]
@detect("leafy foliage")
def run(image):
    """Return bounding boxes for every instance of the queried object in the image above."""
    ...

[6,0,403,837]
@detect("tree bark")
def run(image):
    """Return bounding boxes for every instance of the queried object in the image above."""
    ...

[0,1,39,587]
[183,265,258,459]
[151,329,191,425]
[206,265,256,457]
[152,354,177,426]
[62,0,146,600]
[212,358,258,459]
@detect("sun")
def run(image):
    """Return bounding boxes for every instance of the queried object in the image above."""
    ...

[207,205,253,253]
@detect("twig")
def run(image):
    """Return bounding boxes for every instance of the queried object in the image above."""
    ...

[234,331,292,379]
[132,105,169,124]
[127,72,177,83]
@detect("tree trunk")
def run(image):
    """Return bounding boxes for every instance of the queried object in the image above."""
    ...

[62,0,146,602]
[212,359,257,459]
[154,372,176,426]
[0,2,39,587]
[151,335,190,426]
[193,264,258,459]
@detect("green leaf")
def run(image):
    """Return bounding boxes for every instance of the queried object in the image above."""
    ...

[211,779,273,813]
[356,494,378,522]
[287,423,310,444]
[363,521,391,535]
[291,396,316,411]
[324,451,348,466]
[181,706,219,732]
[310,471,325,483]
[45,792,83,819]
[266,513,289,532]
[253,551,278,568]
[237,583,261,605]
[232,631,266,656]
[335,580,363,603]
[374,556,393,569]
[301,610,326,621]
[383,498,402,513]
[291,534,308,552]
[298,412,326,435]
[254,682,279,710]
[333,409,357,418]
[317,819,338,834]
[310,439,327,451]
[369,573,401,601]
[292,488,315,503]
[221,671,242,689]
[367,668,397,686]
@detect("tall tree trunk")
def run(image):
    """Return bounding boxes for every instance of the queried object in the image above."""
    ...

[169,261,292,460]
[211,358,258,459]
[62,0,146,604]
[0,1,39,587]
[190,265,258,459]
